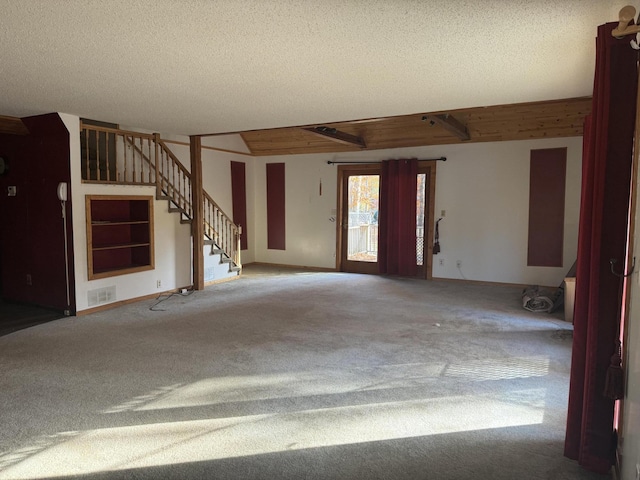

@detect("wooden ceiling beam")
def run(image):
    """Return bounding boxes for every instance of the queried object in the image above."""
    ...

[302,126,366,148]
[0,115,29,135]
[239,97,591,156]
[422,114,470,141]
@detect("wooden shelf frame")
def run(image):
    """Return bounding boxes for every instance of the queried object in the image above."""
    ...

[86,195,155,280]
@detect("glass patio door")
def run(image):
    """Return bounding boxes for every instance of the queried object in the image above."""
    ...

[337,162,435,277]
[340,169,380,274]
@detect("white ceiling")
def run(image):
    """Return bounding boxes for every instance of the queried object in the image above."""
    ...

[0,0,622,136]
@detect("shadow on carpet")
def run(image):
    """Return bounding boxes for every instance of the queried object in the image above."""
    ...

[0,300,64,336]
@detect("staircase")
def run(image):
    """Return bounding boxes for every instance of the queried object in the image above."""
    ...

[80,122,242,276]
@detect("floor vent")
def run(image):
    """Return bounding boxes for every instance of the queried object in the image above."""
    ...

[88,286,116,307]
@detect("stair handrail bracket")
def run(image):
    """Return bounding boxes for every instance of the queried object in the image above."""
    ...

[80,122,241,273]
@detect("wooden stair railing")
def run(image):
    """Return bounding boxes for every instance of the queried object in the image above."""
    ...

[204,191,242,269]
[156,136,192,219]
[80,124,157,184]
[80,122,241,272]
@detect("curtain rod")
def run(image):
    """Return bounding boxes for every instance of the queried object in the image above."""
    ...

[327,157,446,165]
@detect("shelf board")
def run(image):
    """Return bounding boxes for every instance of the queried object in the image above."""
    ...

[91,264,154,277]
[93,242,150,251]
[92,220,149,226]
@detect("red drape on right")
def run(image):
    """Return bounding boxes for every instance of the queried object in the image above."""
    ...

[378,159,417,277]
[564,22,637,473]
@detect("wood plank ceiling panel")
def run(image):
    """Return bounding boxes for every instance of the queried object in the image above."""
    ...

[239,97,591,156]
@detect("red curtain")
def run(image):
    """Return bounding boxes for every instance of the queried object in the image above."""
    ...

[379,159,418,276]
[564,22,637,473]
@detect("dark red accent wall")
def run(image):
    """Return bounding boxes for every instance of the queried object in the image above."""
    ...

[266,163,286,250]
[0,113,76,313]
[230,161,248,250]
[527,147,567,267]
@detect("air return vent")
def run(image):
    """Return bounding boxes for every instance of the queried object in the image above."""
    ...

[87,286,116,307]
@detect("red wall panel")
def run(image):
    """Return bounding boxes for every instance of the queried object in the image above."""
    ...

[266,163,286,250]
[527,148,567,267]
[230,161,248,250]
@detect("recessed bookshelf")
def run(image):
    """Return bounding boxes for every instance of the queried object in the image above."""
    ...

[86,195,154,280]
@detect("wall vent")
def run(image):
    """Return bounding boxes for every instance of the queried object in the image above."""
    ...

[205,267,215,281]
[88,286,116,307]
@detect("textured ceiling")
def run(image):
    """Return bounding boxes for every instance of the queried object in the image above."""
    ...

[0,0,620,136]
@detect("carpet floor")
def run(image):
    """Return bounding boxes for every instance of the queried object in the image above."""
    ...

[0,266,610,479]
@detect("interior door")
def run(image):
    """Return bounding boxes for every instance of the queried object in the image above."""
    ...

[339,166,380,274]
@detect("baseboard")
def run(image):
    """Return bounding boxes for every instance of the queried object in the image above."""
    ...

[76,286,192,316]
[432,276,558,290]
[204,274,241,287]
[244,262,337,272]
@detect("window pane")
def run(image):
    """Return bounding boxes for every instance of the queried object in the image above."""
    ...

[416,174,426,266]
[347,175,379,262]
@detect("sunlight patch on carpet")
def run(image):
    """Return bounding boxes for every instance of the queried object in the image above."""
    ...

[106,357,549,412]
[0,391,545,479]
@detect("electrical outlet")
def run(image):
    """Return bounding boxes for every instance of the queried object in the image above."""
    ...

[456,260,462,268]
[156,280,161,288]
[26,274,32,285]
[439,259,444,266]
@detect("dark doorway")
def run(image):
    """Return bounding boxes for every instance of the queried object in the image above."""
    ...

[0,300,64,336]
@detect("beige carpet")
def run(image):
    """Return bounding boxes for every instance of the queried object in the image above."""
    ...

[0,265,609,479]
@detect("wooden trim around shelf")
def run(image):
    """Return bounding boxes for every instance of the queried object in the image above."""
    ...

[86,194,155,280]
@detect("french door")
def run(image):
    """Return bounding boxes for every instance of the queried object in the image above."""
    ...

[338,166,381,274]
[337,162,436,277]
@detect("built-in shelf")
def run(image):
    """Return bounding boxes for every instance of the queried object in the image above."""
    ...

[86,195,154,280]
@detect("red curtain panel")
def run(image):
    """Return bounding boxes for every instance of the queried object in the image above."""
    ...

[564,22,638,473]
[379,159,418,276]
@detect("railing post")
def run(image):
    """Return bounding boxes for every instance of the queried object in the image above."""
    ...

[190,135,205,290]
[236,225,242,268]
[154,133,160,191]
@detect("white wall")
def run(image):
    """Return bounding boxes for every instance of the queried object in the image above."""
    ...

[621,171,640,479]
[253,137,582,286]
[157,140,256,264]
[431,138,581,286]
[201,149,256,265]
[254,155,338,268]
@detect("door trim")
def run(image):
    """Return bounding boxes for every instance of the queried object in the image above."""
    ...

[336,164,381,273]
